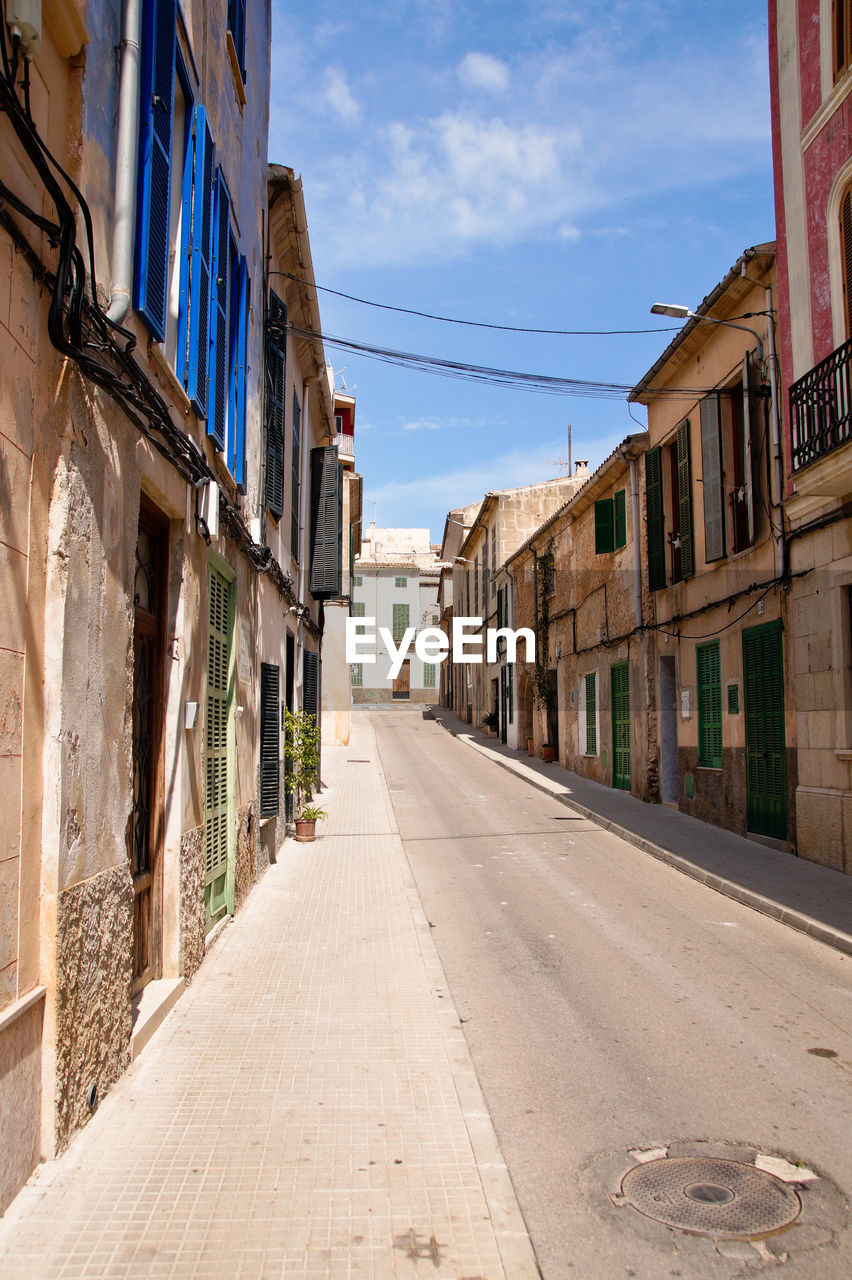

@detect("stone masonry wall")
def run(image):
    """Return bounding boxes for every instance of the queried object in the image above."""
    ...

[179,825,205,981]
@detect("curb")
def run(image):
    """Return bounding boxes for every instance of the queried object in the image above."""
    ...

[436,718,852,960]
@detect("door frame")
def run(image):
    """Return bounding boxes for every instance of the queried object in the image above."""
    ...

[205,549,237,929]
[743,619,787,839]
[611,661,631,791]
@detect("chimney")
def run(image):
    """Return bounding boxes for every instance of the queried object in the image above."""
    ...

[574,460,590,480]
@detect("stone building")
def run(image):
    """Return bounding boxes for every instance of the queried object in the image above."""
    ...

[769,1,852,871]
[505,439,656,797]
[351,526,444,703]
[0,0,355,1212]
[631,246,790,843]
[440,477,585,730]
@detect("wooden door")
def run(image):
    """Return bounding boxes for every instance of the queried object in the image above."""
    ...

[131,501,168,996]
[743,621,787,839]
[392,660,410,700]
[611,662,631,791]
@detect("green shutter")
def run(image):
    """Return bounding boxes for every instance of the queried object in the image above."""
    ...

[585,671,597,755]
[205,565,232,926]
[259,663,280,817]
[508,661,514,723]
[351,662,363,687]
[743,622,787,838]
[309,445,342,597]
[676,420,695,578]
[595,499,614,553]
[303,649,319,723]
[395,576,407,587]
[697,641,723,768]
[614,490,627,549]
[291,390,301,559]
[351,601,365,618]
[423,663,436,688]
[392,603,410,642]
[700,395,726,562]
[611,662,631,790]
[645,446,666,591]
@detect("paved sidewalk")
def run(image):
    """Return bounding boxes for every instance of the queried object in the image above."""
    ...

[0,714,538,1279]
[432,706,852,957]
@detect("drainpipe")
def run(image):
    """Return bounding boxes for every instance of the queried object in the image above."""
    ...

[107,0,141,324]
[765,285,787,579]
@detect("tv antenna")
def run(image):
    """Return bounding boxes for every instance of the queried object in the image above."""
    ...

[548,423,573,475]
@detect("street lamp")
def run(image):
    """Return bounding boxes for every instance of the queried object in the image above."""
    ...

[650,302,764,363]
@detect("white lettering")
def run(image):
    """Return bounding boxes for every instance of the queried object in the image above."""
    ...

[452,617,483,664]
[486,626,536,664]
[345,616,377,664]
[379,626,416,679]
[414,627,449,663]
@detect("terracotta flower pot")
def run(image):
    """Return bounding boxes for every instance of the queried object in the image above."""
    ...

[527,737,534,755]
[294,819,317,842]
[541,745,557,763]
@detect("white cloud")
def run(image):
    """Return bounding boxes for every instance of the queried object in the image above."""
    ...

[401,420,444,432]
[458,52,510,94]
[321,68,361,124]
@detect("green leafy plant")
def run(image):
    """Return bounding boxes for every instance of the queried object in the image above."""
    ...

[533,539,556,711]
[283,708,321,819]
[298,804,327,823]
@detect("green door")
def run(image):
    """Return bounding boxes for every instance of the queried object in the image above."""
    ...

[743,621,787,839]
[500,667,508,744]
[205,563,234,928]
[611,662,631,791]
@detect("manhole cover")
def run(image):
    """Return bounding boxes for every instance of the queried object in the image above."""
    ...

[621,1157,802,1239]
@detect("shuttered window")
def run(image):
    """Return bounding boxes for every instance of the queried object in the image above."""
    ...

[351,601,365,617]
[676,419,695,579]
[291,391,302,560]
[227,0,246,82]
[585,671,598,755]
[229,252,249,489]
[208,169,230,450]
[496,586,503,629]
[392,603,410,642]
[259,663,280,817]
[303,650,319,723]
[309,445,342,597]
[265,292,286,516]
[423,663,437,688]
[594,499,614,554]
[351,662,363,687]
[700,394,726,562]
[205,564,232,926]
[835,0,852,80]
[697,640,723,769]
[614,489,627,549]
[842,185,852,339]
[353,575,362,587]
[395,577,407,587]
[645,446,666,590]
[135,0,177,340]
[184,105,214,416]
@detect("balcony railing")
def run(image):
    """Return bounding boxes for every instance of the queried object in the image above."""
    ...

[334,433,355,457]
[790,337,852,471]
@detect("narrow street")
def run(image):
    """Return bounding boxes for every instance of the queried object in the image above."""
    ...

[373,706,852,1280]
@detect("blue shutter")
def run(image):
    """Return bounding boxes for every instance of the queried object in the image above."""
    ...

[135,0,177,339]
[186,105,215,417]
[233,256,249,489]
[208,170,230,450]
[265,293,286,516]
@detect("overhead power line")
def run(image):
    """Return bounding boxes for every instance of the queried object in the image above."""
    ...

[270,270,681,337]
[286,322,746,402]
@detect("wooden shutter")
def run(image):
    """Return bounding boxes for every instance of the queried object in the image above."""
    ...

[135,0,177,339]
[741,356,756,546]
[208,171,230,450]
[303,649,318,723]
[700,394,726,562]
[645,446,666,591]
[205,565,231,924]
[578,676,587,755]
[614,489,627,549]
[594,499,614,553]
[265,292,286,516]
[508,660,513,722]
[842,186,852,338]
[309,446,342,597]
[676,420,695,578]
[392,603,409,642]
[585,671,597,755]
[228,0,247,80]
[697,641,722,768]
[291,390,301,559]
[259,663,280,817]
[184,105,214,415]
[232,256,249,489]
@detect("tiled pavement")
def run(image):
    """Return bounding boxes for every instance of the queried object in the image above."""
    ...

[0,714,538,1279]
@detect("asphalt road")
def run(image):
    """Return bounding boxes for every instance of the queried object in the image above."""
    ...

[370,706,852,1280]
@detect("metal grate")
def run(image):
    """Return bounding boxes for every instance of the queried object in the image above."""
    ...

[621,1157,801,1239]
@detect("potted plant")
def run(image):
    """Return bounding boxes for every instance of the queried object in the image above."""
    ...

[481,709,499,736]
[284,708,324,840]
[294,803,327,843]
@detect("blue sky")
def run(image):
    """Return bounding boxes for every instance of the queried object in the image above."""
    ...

[269,1,774,542]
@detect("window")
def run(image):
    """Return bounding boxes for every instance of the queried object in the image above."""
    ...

[697,641,723,768]
[227,0,246,83]
[265,292,286,517]
[841,182,852,339]
[484,529,489,599]
[579,672,598,756]
[645,446,666,591]
[474,557,480,614]
[395,577,407,588]
[259,663,280,818]
[675,420,695,578]
[490,522,496,584]
[303,650,318,722]
[392,603,410,642]
[594,492,627,554]
[351,663,363,687]
[423,663,437,688]
[353,575,362,587]
[351,601,365,618]
[291,391,301,560]
[700,394,726,562]
[309,446,342,597]
[835,0,852,81]
[208,170,248,486]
